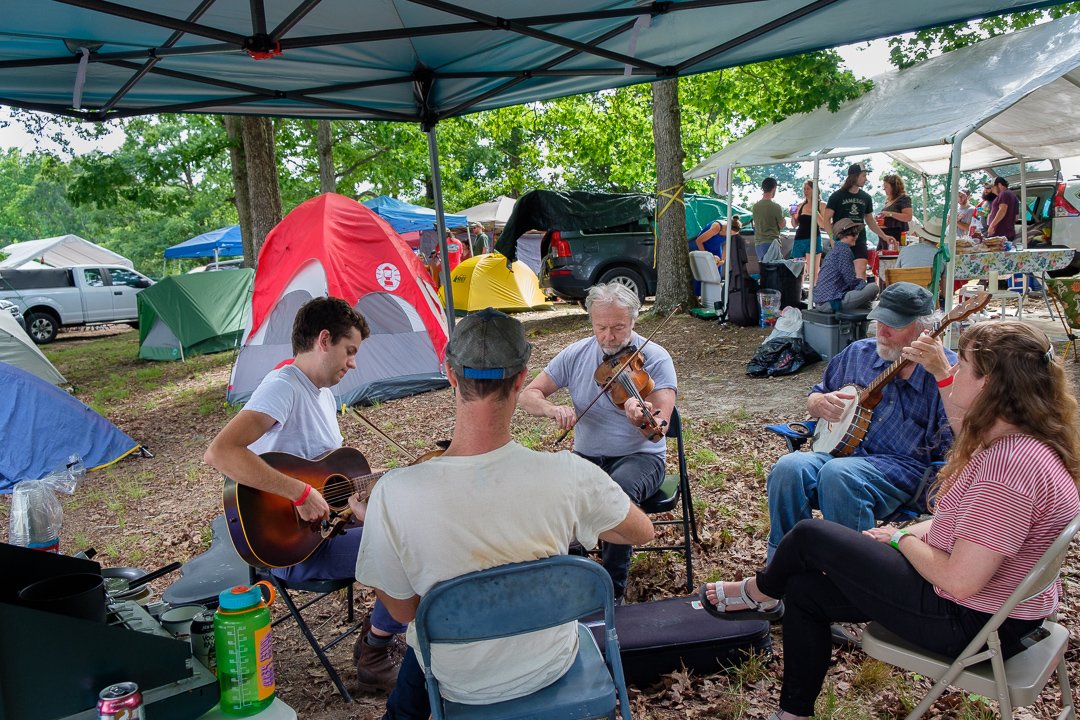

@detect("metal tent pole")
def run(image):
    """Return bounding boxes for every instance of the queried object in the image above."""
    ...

[1019,159,1028,249]
[943,128,973,314]
[721,166,733,314]
[427,126,456,330]
[808,160,821,307]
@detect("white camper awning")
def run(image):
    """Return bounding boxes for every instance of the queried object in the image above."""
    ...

[686,14,1080,179]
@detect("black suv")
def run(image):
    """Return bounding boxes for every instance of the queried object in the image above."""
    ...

[541,217,658,302]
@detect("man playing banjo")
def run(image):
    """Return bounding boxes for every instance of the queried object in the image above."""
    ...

[765,282,955,562]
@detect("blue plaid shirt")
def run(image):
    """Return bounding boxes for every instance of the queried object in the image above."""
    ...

[811,338,956,496]
[814,241,865,305]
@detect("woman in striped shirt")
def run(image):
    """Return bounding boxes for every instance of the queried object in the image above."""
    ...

[700,321,1080,720]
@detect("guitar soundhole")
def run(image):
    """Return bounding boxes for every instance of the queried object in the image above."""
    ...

[324,474,352,512]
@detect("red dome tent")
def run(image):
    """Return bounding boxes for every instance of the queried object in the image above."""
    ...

[227,193,449,406]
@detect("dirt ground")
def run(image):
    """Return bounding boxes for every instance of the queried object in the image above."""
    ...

[4,298,1079,719]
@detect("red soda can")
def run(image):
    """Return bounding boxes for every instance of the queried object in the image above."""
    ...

[97,682,144,719]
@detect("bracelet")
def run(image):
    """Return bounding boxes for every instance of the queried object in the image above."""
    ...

[293,483,312,507]
[937,375,954,389]
[889,528,911,550]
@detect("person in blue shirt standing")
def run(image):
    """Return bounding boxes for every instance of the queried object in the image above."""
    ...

[764,282,955,561]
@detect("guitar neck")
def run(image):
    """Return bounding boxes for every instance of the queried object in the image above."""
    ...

[351,471,385,499]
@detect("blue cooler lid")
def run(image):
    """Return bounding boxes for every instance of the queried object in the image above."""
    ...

[218,585,262,611]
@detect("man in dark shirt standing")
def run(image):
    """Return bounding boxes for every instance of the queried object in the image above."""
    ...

[824,163,890,280]
[986,176,1019,241]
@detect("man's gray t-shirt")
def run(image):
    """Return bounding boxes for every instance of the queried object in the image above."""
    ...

[544,333,677,458]
[245,363,342,459]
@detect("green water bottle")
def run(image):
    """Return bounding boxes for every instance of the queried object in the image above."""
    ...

[215,581,277,716]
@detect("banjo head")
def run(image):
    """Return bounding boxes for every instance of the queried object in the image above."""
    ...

[811,384,861,454]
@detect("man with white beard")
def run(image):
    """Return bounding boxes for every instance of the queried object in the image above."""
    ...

[763,283,955,562]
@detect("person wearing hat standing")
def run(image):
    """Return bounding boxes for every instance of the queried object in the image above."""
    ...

[519,281,677,602]
[761,282,955,562]
[824,163,891,280]
[812,217,880,313]
[896,217,944,269]
[355,307,653,719]
[469,222,490,257]
[204,296,408,694]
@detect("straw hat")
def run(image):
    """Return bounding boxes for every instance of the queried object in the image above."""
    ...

[911,217,944,244]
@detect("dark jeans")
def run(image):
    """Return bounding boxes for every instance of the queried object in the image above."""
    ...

[384,647,429,720]
[576,451,665,597]
[757,520,1042,717]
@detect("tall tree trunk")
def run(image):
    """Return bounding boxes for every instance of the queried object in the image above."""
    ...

[223,115,254,267]
[241,116,283,260]
[316,120,336,194]
[651,78,694,313]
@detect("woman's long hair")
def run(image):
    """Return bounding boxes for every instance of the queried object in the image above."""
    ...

[932,322,1080,503]
[882,174,906,201]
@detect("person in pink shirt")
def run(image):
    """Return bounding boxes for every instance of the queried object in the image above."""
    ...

[444,232,464,271]
[700,321,1080,720]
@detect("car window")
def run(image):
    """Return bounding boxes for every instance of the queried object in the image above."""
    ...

[108,268,146,287]
[580,217,653,235]
[83,268,106,287]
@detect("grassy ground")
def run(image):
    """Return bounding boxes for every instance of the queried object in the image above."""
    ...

[3,309,1078,719]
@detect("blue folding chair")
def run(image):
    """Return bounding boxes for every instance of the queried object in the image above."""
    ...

[414,555,632,720]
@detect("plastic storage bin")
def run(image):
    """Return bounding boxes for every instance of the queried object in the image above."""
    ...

[801,308,869,361]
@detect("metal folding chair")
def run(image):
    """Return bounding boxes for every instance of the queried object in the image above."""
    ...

[414,555,632,720]
[863,513,1080,720]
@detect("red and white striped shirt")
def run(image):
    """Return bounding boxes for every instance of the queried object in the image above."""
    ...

[927,434,1080,619]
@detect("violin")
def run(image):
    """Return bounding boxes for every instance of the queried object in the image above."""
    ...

[593,345,667,442]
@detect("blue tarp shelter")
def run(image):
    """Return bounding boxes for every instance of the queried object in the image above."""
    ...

[0,363,140,492]
[164,226,243,260]
[363,197,469,235]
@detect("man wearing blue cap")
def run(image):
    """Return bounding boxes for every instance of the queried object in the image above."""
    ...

[356,307,653,719]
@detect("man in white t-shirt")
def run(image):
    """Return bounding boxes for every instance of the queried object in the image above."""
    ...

[204,296,406,693]
[356,308,653,719]
[519,282,677,601]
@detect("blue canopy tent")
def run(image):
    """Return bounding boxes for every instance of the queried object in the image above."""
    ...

[0,0,1053,324]
[363,197,469,235]
[164,225,243,260]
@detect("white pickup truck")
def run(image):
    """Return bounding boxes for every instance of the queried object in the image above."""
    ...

[0,265,154,344]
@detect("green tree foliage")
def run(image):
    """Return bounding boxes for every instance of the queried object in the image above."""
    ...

[886,3,1080,69]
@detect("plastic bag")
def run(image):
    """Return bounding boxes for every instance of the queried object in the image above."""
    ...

[7,455,84,553]
[746,337,821,377]
[765,306,803,342]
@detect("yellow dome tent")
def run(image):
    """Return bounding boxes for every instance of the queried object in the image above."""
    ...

[440,253,552,314]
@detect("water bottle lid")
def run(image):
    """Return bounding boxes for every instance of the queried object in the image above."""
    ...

[218,584,263,611]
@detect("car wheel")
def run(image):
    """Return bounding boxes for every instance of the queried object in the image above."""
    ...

[597,267,646,303]
[26,311,59,344]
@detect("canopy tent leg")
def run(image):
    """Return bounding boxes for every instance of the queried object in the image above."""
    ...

[720,166,733,316]
[921,174,930,225]
[942,127,972,316]
[427,126,456,330]
[808,159,821,307]
[1019,159,1028,248]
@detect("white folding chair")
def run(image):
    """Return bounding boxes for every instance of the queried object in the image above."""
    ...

[862,512,1080,720]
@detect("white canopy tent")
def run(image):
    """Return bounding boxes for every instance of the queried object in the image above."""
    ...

[457,196,518,230]
[684,13,1080,308]
[0,235,133,270]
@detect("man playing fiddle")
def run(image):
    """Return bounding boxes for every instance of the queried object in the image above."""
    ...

[520,282,677,601]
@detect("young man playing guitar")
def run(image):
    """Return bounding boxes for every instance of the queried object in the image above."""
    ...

[204,296,406,693]
[765,283,955,562]
[519,282,677,602]
[356,308,653,719]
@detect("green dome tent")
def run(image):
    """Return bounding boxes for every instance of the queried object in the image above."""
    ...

[138,270,254,361]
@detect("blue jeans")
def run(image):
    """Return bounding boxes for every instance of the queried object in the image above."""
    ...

[577,452,665,598]
[765,452,909,561]
[271,525,408,635]
[384,647,429,719]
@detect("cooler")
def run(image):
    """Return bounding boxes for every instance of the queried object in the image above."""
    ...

[801,309,869,361]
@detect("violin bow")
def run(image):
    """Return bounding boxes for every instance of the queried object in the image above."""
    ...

[553,306,680,445]
[345,406,424,464]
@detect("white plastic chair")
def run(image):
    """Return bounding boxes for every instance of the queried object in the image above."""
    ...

[689,250,724,310]
[862,512,1080,720]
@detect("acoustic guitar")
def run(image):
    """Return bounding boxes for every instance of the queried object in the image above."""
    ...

[810,291,991,457]
[222,447,382,569]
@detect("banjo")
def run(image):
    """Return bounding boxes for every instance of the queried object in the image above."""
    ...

[811,291,991,456]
